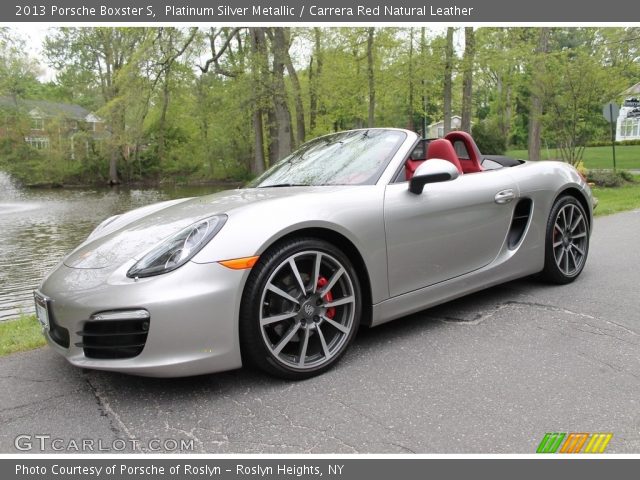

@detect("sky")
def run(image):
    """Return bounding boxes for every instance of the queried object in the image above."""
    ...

[10,25,54,81]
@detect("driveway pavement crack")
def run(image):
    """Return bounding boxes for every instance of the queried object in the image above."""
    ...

[84,375,141,451]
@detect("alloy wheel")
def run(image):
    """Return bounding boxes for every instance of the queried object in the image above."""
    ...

[552,203,588,276]
[258,250,356,370]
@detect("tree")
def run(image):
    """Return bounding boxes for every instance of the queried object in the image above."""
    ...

[0,30,42,103]
[45,28,152,184]
[528,28,550,162]
[308,28,324,134]
[267,28,293,164]
[443,27,454,135]
[543,50,623,165]
[367,27,376,127]
[249,27,268,175]
[461,27,475,133]
[282,28,305,146]
[153,28,198,165]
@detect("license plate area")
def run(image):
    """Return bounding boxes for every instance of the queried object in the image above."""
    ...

[34,292,50,331]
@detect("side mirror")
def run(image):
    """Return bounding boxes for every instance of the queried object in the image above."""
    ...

[409,159,460,194]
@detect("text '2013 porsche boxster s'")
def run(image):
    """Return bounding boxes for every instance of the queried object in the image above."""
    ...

[35,129,594,379]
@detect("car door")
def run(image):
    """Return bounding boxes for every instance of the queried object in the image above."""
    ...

[384,169,518,297]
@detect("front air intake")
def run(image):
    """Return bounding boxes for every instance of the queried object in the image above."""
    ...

[75,310,150,359]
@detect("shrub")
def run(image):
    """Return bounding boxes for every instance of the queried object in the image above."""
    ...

[586,169,636,187]
[472,122,507,155]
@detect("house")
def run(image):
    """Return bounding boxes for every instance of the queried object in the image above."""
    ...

[427,115,469,138]
[616,82,640,141]
[0,97,105,158]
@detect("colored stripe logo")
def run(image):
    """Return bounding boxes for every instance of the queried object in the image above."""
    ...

[537,433,612,453]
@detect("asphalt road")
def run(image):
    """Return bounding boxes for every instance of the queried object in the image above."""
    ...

[1,210,639,454]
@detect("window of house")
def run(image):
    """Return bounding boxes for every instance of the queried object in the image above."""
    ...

[437,127,444,137]
[633,120,639,137]
[621,119,634,138]
[31,117,44,131]
[25,136,50,149]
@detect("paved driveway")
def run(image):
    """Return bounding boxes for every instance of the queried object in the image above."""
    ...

[1,210,639,454]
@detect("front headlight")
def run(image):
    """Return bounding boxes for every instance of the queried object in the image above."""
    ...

[127,215,227,278]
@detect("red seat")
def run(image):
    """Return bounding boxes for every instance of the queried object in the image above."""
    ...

[426,139,463,174]
[405,157,424,180]
[444,131,483,173]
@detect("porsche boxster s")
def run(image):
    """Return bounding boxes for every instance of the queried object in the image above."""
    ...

[35,128,594,379]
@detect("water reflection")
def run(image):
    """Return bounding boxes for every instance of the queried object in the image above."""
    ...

[0,172,228,321]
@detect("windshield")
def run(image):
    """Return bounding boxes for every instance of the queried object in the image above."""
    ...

[247,130,407,188]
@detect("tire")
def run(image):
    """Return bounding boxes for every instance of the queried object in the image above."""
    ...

[540,195,590,284]
[240,237,362,380]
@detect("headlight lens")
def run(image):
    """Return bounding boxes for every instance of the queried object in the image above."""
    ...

[127,215,227,278]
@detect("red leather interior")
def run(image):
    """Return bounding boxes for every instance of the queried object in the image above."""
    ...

[444,131,483,173]
[426,139,463,174]
[404,158,424,180]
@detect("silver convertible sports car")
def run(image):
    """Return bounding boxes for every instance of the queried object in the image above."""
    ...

[35,128,594,379]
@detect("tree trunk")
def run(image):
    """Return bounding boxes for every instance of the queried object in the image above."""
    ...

[461,27,475,133]
[528,28,550,162]
[157,74,170,165]
[443,27,454,135]
[407,27,414,131]
[282,28,305,146]
[367,27,376,128]
[420,27,428,137]
[249,27,267,175]
[309,28,323,133]
[269,28,293,164]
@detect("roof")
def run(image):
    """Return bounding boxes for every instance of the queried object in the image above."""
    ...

[0,97,96,121]
[429,115,462,128]
[621,82,640,96]
[428,115,462,128]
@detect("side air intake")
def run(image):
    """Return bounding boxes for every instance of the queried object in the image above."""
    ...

[507,198,533,249]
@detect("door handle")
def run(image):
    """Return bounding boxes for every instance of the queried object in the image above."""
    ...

[494,189,516,204]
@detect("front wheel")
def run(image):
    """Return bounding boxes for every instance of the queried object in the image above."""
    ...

[540,195,590,284]
[240,238,362,380]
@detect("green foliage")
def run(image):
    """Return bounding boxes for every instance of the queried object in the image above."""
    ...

[587,169,636,187]
[592,175,640,216]
[540,48,622,166]
[471,121,507,154]
[506,144,640,170]
[0,315,46,357]
[1,27,639,184]
[587,139,640,147]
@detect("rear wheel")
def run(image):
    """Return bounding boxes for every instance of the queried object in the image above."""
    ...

[240,238,361,380]
[540,195,589,284]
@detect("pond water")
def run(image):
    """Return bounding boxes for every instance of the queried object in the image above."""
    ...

[0,171,229,321]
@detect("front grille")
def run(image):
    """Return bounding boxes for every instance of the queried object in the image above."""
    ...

[76,310,150,359]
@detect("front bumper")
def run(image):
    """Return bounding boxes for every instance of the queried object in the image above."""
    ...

[38,261,247,377]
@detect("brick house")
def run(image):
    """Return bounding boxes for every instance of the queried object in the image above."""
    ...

[0,97,106,159]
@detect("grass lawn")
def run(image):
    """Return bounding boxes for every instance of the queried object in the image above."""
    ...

[0,315,46,357]
[593,177,640,216]
[506,145,640,170]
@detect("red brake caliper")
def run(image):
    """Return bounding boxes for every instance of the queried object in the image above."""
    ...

[316,277,336,319]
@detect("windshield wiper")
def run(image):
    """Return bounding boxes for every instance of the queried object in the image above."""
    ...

[259,183,310,188]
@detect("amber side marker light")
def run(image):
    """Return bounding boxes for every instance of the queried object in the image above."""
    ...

[218,256,260,270]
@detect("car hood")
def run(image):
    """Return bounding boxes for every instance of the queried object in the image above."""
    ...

[63,186,345,269]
